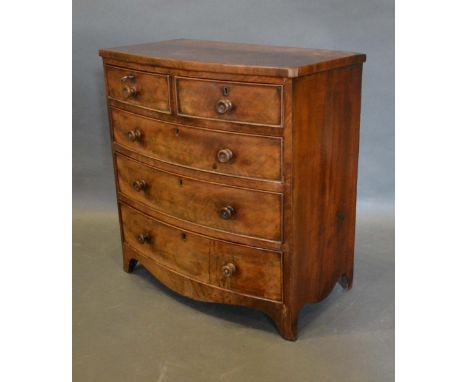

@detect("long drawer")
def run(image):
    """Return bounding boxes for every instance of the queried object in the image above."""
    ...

[120,204,282,301]
[116,154,282,242]
[111,108,282,181]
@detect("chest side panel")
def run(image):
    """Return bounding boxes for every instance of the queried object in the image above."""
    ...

[292,64,363,305]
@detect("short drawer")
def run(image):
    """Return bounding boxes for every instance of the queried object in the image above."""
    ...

[120,203,282,301]
[175,77,282,127]
[111,108,282,181]
[116,154,282,242]
[121,203,210,282]
[105,66,170,112]
[209,240,282,301]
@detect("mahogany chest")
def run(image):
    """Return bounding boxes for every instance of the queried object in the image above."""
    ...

[99,39,366,340]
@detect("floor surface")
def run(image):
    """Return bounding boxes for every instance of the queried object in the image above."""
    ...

[73,206,394,381]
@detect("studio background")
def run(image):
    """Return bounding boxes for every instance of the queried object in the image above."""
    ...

[73,1,394,381]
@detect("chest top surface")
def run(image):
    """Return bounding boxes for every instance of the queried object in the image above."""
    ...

[99,39,366,78]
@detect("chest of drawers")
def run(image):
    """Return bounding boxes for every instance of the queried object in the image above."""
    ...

[99,39,366,340]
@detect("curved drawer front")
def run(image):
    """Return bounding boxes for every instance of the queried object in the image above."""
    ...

[111,108,282,181]
[121,203,282,301]
[121,203,210,281]
[209,239,282,301]
[175,77,282,127]
[105,65,170,112]
[116,154,282,242]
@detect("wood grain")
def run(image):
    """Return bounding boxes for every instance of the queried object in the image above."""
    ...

[210,240,282,301]
[115,153,283,242]
[175,77,282,127]
[105,65,170,113]
[118,193,283,252]
[111,107,282,181]
[121,203,210,282]
[100,39,366,78]
[291,64,363,311]
[121,203,282,300]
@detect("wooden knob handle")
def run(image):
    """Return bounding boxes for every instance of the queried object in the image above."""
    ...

[222,263,236,277]
[215,99,233,114]
[121,74,136,82]
[217,148,233,163]
[132,179,147,192]
[137,232,150,244]
[219,206,235,220]
[123,86,137,99]
[127,129,142,142]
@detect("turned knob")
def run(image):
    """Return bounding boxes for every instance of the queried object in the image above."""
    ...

[132,179,147,192]
[137,232,150,244]
[215,99,233,114]
[219,206,235,220]
[127,129,142,142]
[123,86,137,99]
[222,263,236,277]
[217,148,233,163]
[121,74,136,82]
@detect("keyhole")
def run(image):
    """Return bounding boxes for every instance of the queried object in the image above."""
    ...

[178,179,183,186]
[175,128,180,136]
[223,87,229,96]
[181,232,187,241]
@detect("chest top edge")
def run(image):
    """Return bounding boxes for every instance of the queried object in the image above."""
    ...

[99,39,366,78]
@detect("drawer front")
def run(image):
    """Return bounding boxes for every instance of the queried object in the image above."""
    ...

[209,240,282,301]
[111,108,282,181]
[120,204,210,281]
[121,204,282,301]
[175,77,282,127]
[105,66,170,112]
[116,154,282,242]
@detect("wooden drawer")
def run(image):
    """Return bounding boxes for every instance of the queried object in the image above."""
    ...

[115,154,282,242]
[209,240,282,301]
[175,77,283,127]
[111,108,282,181]
[121,203,210,282]
[105,65,170,113]
[120,203,282,301]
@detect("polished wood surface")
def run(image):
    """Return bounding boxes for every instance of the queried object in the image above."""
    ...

[100,39,366,78]
[269,64,364,335]
[175,77,282,127]
[292,64,363,301]
[105,65,170,112]
[119,193,282,252]
[209,240,282,301]
[121,203,210,282]
[100,39,365,341]
[111,107,282,180]
[122,243,285,312]
[115,153,282,242]
[121,204,282,301]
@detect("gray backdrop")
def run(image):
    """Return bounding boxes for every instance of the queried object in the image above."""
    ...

[73,0,394,212]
